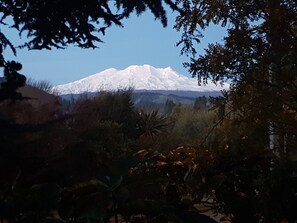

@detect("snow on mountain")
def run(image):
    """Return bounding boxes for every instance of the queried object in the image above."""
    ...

[53,64,229,95]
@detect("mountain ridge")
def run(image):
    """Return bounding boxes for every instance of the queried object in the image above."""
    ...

[53,65,229,95]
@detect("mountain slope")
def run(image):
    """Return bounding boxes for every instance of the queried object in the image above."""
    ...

[53,65,229,94]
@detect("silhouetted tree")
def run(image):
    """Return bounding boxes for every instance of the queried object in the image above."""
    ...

[0,61,26,101]
[175,0,297,222]
[164,99,176,114]
[193,96,207,111]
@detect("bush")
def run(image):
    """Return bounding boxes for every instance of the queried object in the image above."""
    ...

[170,105,216,146]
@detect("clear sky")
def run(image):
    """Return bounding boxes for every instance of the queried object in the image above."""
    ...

[2,9,226,86]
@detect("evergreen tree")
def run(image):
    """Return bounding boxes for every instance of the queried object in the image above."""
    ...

[193,96,207,110]
[164,99,176,114]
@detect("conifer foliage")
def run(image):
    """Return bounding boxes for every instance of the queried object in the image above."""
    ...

[1,0,179,50]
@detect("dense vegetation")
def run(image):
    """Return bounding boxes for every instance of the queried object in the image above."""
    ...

[0,0,297,222]
[174,1,297,222]
[0,89,221,223]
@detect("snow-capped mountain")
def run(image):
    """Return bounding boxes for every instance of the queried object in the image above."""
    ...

[53,65,229,95]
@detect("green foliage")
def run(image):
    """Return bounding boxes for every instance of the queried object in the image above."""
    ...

[136,109,172,137]
[70,89,137,140]
[171,104,215,146]
[164,99,176,114]
[193,96,207,111]
[0,87,225,223]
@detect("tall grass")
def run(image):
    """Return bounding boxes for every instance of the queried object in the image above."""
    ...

[26,78,54,94]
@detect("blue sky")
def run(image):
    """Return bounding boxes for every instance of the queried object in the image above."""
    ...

[2,10,226,86]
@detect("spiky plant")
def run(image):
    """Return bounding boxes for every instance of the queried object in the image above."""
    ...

[137,109,171,137]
